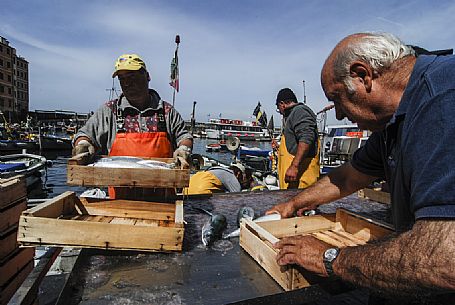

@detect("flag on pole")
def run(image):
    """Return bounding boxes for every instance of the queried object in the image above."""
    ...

[259,111,268,128]
[267,115,274,132]
[252,102,261,117]
[169,35,180,92]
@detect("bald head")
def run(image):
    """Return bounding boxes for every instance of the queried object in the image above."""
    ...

[320,32,417,131]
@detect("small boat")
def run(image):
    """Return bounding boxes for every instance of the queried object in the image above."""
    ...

[239,145,271,157]
[39,134,73,150]
[206,143,221,152]
[0,139,39,152]
[0,153,48,187]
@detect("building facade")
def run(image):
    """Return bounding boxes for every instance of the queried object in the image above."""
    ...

[0,36,29,122]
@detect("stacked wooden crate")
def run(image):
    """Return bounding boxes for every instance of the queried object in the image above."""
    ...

[18,155,189,252]
[0,176,34,305]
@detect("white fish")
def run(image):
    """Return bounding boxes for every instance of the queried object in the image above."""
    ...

[91,156,172,169]
[223,212,281,239]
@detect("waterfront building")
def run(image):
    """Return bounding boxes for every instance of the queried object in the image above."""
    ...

[0,36,29,122]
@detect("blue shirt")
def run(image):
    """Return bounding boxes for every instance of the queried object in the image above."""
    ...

[351,55,455,231]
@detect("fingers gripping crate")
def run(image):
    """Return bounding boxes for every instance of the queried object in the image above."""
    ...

[239,209,393,291]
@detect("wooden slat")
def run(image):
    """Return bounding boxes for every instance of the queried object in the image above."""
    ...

[358,188,391,204]
[330,229,367,245]
[67,165,189,188]
[0,176,26,209]
[335,209,393,241]
[174,200,184,228]
[23,192,77,218]
[240,221,302,291]
[134,219,160,227]
[18,217,183,252]
[109,217,137,225]
[243,218,280,244]
[0,248,34,287]
[0,260,33,305]
[0,226,19,261]
[79,199,176,221]
[259,214,336,239]
[0,199,27,233]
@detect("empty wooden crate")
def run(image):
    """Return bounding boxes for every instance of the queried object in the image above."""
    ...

[67,155,190,188]
[240,209,393,291]
[18,191,184,252]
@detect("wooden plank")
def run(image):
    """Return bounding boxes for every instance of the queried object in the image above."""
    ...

[79,199,176,221]
[243,218,280,244]
[0,199,27,233]
[0,261,33,305]
[109,217,137,225]
[134,219,160,227]
[67,165,189,188]
[18,217,183,252]
[0,176,26,209]
[174,200,184,228]
[336,209,393,241]
[310,231,356,247]
[0,248,34,287]
[259,214,336,239]
[23,192,78,218]
[9,247,62,305]
[0,226,19,261]
[240,221,301,291]
[358,188,391,204]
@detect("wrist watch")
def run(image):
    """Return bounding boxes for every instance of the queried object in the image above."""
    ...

[323,247,340,277]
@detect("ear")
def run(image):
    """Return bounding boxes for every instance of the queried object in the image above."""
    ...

[349,61,373,92]
[146,72,151,82]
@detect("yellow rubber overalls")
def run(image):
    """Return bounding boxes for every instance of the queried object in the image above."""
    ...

[278,135,320,189]
[184,171,224,195]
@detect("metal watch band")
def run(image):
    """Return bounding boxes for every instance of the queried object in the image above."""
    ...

[323,247,340,277]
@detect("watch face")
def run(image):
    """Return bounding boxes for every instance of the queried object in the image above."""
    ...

[324,248,339,261]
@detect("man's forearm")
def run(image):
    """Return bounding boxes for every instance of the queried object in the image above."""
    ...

[290,142,310,168]
[288,162,376,211]
[333,219,455,295]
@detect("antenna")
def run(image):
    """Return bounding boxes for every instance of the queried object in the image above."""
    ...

[302,80,307,104]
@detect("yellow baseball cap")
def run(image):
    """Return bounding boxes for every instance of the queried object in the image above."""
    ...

[112,54,147,78]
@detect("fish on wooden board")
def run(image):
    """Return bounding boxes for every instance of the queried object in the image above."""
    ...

[90,156,174,169]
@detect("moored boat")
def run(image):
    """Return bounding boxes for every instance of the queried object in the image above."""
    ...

[205,143,221,152]
[0,153,48,187]
[39,134,73,150]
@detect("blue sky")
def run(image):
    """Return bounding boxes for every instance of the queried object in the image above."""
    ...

[1,0,455,125]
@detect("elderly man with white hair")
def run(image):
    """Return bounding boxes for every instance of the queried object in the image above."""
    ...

[267,32,455,301]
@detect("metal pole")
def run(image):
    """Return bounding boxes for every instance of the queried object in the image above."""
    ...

[302,80,307,104]
[191,101,197,136]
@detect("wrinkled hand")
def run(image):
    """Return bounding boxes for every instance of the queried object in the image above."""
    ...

[265,201,296,218]
[275,235,331,277]
[285,164,299,183]
[72,139,96,164]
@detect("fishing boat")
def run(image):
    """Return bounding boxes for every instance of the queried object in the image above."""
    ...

[39,134,73,150]
[205,118,270,141]
[0,139,39,152]
[205,143,221,152]
[239,145,271,157]
[0,153,48,187]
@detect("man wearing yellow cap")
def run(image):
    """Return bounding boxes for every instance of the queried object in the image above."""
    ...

[73,54,192,201]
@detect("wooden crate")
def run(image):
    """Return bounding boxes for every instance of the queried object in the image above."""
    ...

[0,176,27,209]
[358,188,391,204]
[240,209,393,291]
[18,191,185,252]
[67,155,190,188]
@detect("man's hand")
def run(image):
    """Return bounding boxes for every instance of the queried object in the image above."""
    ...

[265,201,296,218]
[72,139,96,164]
[173,144,191,161]
[285,164,299,182]
[275,235,332,277]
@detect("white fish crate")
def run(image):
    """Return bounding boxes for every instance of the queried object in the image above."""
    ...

[67,154,190,188]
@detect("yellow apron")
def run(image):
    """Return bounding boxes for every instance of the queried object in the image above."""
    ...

[184,171,225,195]
[278,135,320,189]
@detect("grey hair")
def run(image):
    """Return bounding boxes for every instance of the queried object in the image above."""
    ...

[333,32,415,93]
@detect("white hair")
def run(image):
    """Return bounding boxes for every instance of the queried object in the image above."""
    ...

[333,32,415,92]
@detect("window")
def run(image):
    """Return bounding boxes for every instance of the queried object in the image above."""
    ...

[0,85,3,93]
[6,48,10,55]
[7,61,11,68]
[7,75,11,82]
[0,45,2,52]
[0,98,4,107]
[0,72,3,80]
[8,88,11,94]
[0,59,3,66]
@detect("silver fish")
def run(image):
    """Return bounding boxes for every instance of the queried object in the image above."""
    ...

[91,156,173,169]
[202,214,227,247]
[223,212,281,239]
